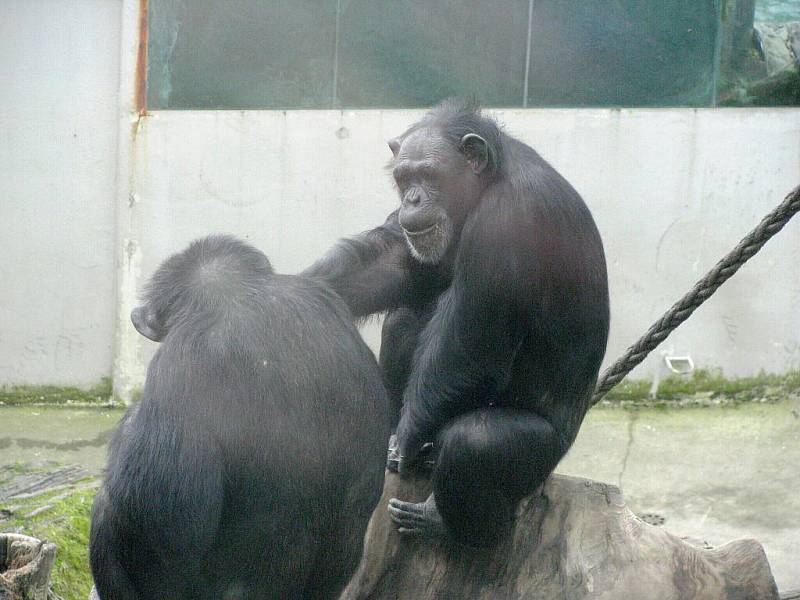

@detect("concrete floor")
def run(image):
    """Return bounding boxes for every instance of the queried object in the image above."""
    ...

[1,399,798,591]
[559,398,800,593]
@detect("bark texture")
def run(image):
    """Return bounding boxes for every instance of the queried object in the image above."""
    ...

[0,534,57,600]
[342,473,779,600]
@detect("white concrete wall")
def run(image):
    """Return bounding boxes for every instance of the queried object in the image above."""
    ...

[0,0,121,387]
[113,108,800,399]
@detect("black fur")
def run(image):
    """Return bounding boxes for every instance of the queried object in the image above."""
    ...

[90,235,389,599]
[305,100,609,547]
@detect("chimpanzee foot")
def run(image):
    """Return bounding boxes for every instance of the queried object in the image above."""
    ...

[388,493,446,538]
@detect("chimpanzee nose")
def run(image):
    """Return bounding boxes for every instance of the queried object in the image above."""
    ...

[405,190,421,205]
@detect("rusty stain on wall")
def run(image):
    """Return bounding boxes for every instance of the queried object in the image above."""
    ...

[135,0,149,115]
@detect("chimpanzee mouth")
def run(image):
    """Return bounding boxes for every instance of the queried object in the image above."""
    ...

[402,223,439,237]
[402,220,452,265]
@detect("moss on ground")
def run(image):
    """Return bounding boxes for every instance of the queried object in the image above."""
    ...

[2,482,97,600]
[2,370,799,409]
[602,369,800,407]
[0,377,120,407]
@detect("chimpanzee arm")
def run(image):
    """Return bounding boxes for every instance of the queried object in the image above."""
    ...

[302,211,413,318]
[395,206,524,466]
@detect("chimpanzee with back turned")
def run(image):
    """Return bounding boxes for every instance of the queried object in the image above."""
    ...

[90,235,389,599]
[304,100,609,548]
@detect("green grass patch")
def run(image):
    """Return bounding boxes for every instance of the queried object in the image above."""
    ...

[3,485,97,600]
[0,378,118,406]
[603,369,800,405]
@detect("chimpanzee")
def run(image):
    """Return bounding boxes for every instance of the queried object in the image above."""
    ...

[304,100,609,548]
[90,235,389,599]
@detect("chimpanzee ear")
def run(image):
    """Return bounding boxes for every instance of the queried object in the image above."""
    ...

[131,306,164,342]
[388,137,401,156]
[460,133,491,175]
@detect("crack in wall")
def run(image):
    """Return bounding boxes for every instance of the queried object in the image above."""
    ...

[617,411,638,489]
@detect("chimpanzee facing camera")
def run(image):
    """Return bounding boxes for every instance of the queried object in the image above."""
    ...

[90,235,389,599]
[305,100,609,548]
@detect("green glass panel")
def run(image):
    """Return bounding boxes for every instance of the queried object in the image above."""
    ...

[526,1,722,107]
[334,0,529,108]
[145,0,797,108]
[147,0,338,109]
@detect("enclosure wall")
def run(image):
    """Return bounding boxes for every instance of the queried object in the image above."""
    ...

[112,109,800,400]
[0,0,122,388]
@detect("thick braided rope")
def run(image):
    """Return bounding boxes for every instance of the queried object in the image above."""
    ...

[592,184,800,406]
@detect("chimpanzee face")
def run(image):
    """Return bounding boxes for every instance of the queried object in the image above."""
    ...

[389,127,490,264]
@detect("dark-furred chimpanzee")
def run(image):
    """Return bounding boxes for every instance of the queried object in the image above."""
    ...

[90,235,389,599]
[304,100,609,548]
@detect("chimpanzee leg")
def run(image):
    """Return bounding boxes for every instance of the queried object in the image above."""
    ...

[389,408,564,547]
[379,307,426,430]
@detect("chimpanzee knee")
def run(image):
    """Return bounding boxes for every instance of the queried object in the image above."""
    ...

[432,411,515,547]
[432,408,565,547]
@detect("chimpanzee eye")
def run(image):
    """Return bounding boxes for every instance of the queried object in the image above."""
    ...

[422,167,439,181]
[393,169,411,187]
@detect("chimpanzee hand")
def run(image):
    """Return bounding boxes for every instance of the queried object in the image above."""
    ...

[386,434,401,472]
[391,423,435,475]
[395,450,416,476]
[393,416,424,475]
[387,433,420,475]
[394,444,435,475]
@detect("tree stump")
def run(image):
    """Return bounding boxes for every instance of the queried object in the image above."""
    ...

[0,533,58,600]
[342,473,779,600]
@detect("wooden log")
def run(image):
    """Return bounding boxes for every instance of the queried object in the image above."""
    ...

[342,473,779,600]
[0,533,57,600]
